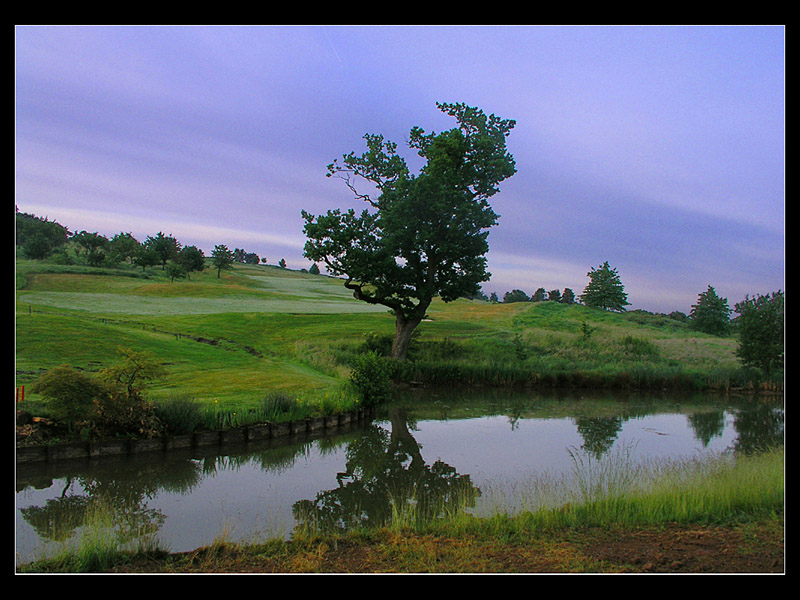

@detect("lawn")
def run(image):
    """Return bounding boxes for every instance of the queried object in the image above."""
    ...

[15,258,749,410]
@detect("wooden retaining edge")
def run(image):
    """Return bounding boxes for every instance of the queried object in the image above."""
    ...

[16,408,374,465]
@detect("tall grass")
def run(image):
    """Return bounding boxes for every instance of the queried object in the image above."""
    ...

[23,500,166,573]
[491,446,784,532]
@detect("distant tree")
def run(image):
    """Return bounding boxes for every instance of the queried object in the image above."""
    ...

[734,291,784,375]
[689,285,731,336]
[561,288,576,304]
[548,289,561,303]
[503,289,530,303]
[133,245,160,272]
[261,257,268,265]
[86,248,108,267]
[531,288,547,302]
[278,258,287,269]
[165,261,187,282]
[109,232,140,264]
[308,263,320,275]
[302,102,516,360]
[489,292,499,303]
[580,261,629,312]
[668,311,688,322]
[177,245,206,279]
[72,230,109,261]
[244,252,260,265]
[211,244,234,278]
[233,248,246,263]
[145,232,181,269]
[466,290,489,301]
[16,209,70,259]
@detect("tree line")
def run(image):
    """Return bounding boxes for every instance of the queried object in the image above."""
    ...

[15,207,317,280]
[490,259,782,377]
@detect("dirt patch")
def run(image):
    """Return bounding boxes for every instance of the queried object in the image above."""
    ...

[101,520,783,574]
[579,521,784,573]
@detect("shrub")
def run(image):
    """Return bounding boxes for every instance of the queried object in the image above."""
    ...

[349,351,394,406]
[92,391,163,438]
[31,366,107,431]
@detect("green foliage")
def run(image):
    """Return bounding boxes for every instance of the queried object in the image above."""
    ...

[618,335,659,358]
[144,232,181,269]
[92,389,164,438]
[97,347,166,401]
[164,261,187,282]
[93,348,166,437]
[689,285,731,336]
[503,289,529,303]
[580,261,630,312]
[734,291,784,375]
[177,245,206,278]
[133,245,160,272]
[16,209,70,259]
[30,366,107,429]
[302,102,516,359]
[258,392,297,421]
[154,396,204,434]
[348,351,394,406]
[211,244,234,278]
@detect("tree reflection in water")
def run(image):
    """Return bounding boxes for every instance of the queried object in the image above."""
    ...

[293,407,480,535]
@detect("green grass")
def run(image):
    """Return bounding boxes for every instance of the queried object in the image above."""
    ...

[15,256,773,414]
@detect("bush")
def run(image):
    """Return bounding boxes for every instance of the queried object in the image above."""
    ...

[92,391,163,438]
[348,351,394,406]
[31,366,107,431]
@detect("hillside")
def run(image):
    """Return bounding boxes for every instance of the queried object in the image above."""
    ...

[15,258,745,410]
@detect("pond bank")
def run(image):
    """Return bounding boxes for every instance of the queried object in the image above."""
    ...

[16,407,375,465]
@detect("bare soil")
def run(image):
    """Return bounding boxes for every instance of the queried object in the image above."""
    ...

[103,520,783,574]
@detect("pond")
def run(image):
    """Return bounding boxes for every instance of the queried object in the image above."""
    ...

[15,389,784,565]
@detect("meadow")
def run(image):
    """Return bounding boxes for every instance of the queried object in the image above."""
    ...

[16,256,759,417]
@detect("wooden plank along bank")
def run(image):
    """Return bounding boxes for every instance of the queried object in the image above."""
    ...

[16,408,375,465]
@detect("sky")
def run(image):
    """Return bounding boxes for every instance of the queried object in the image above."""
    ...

[14,25,785,314]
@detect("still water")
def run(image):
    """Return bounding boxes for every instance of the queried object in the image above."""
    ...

[15,389,784,564]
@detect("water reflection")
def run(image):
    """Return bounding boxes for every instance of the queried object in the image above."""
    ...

[16,391,783,564]
[293,407,479,534]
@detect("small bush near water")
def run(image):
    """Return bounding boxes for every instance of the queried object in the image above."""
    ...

[153,396,204,434]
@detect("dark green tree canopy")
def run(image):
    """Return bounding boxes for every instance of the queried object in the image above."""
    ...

[145,232,181,269]
[302,102,516,359]
[734,290,783,375]
[689,285,731,336]
[580,261,630,312]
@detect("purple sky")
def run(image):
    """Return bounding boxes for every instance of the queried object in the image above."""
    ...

[15,25,784,314]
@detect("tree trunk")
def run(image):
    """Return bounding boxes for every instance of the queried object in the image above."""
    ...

[391,316,421,360]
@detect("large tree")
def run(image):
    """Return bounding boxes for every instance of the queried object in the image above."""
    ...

[302,102,517,359]
[580,261,630,312]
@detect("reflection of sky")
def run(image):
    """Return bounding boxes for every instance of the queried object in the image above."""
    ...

[407,412,737,482]
[15,25,784,314]
[16,410,741,563]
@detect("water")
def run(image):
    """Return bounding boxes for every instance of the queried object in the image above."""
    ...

[15,389,784,565]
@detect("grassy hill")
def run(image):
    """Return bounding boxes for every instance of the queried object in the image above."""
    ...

[15,258,752,413]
